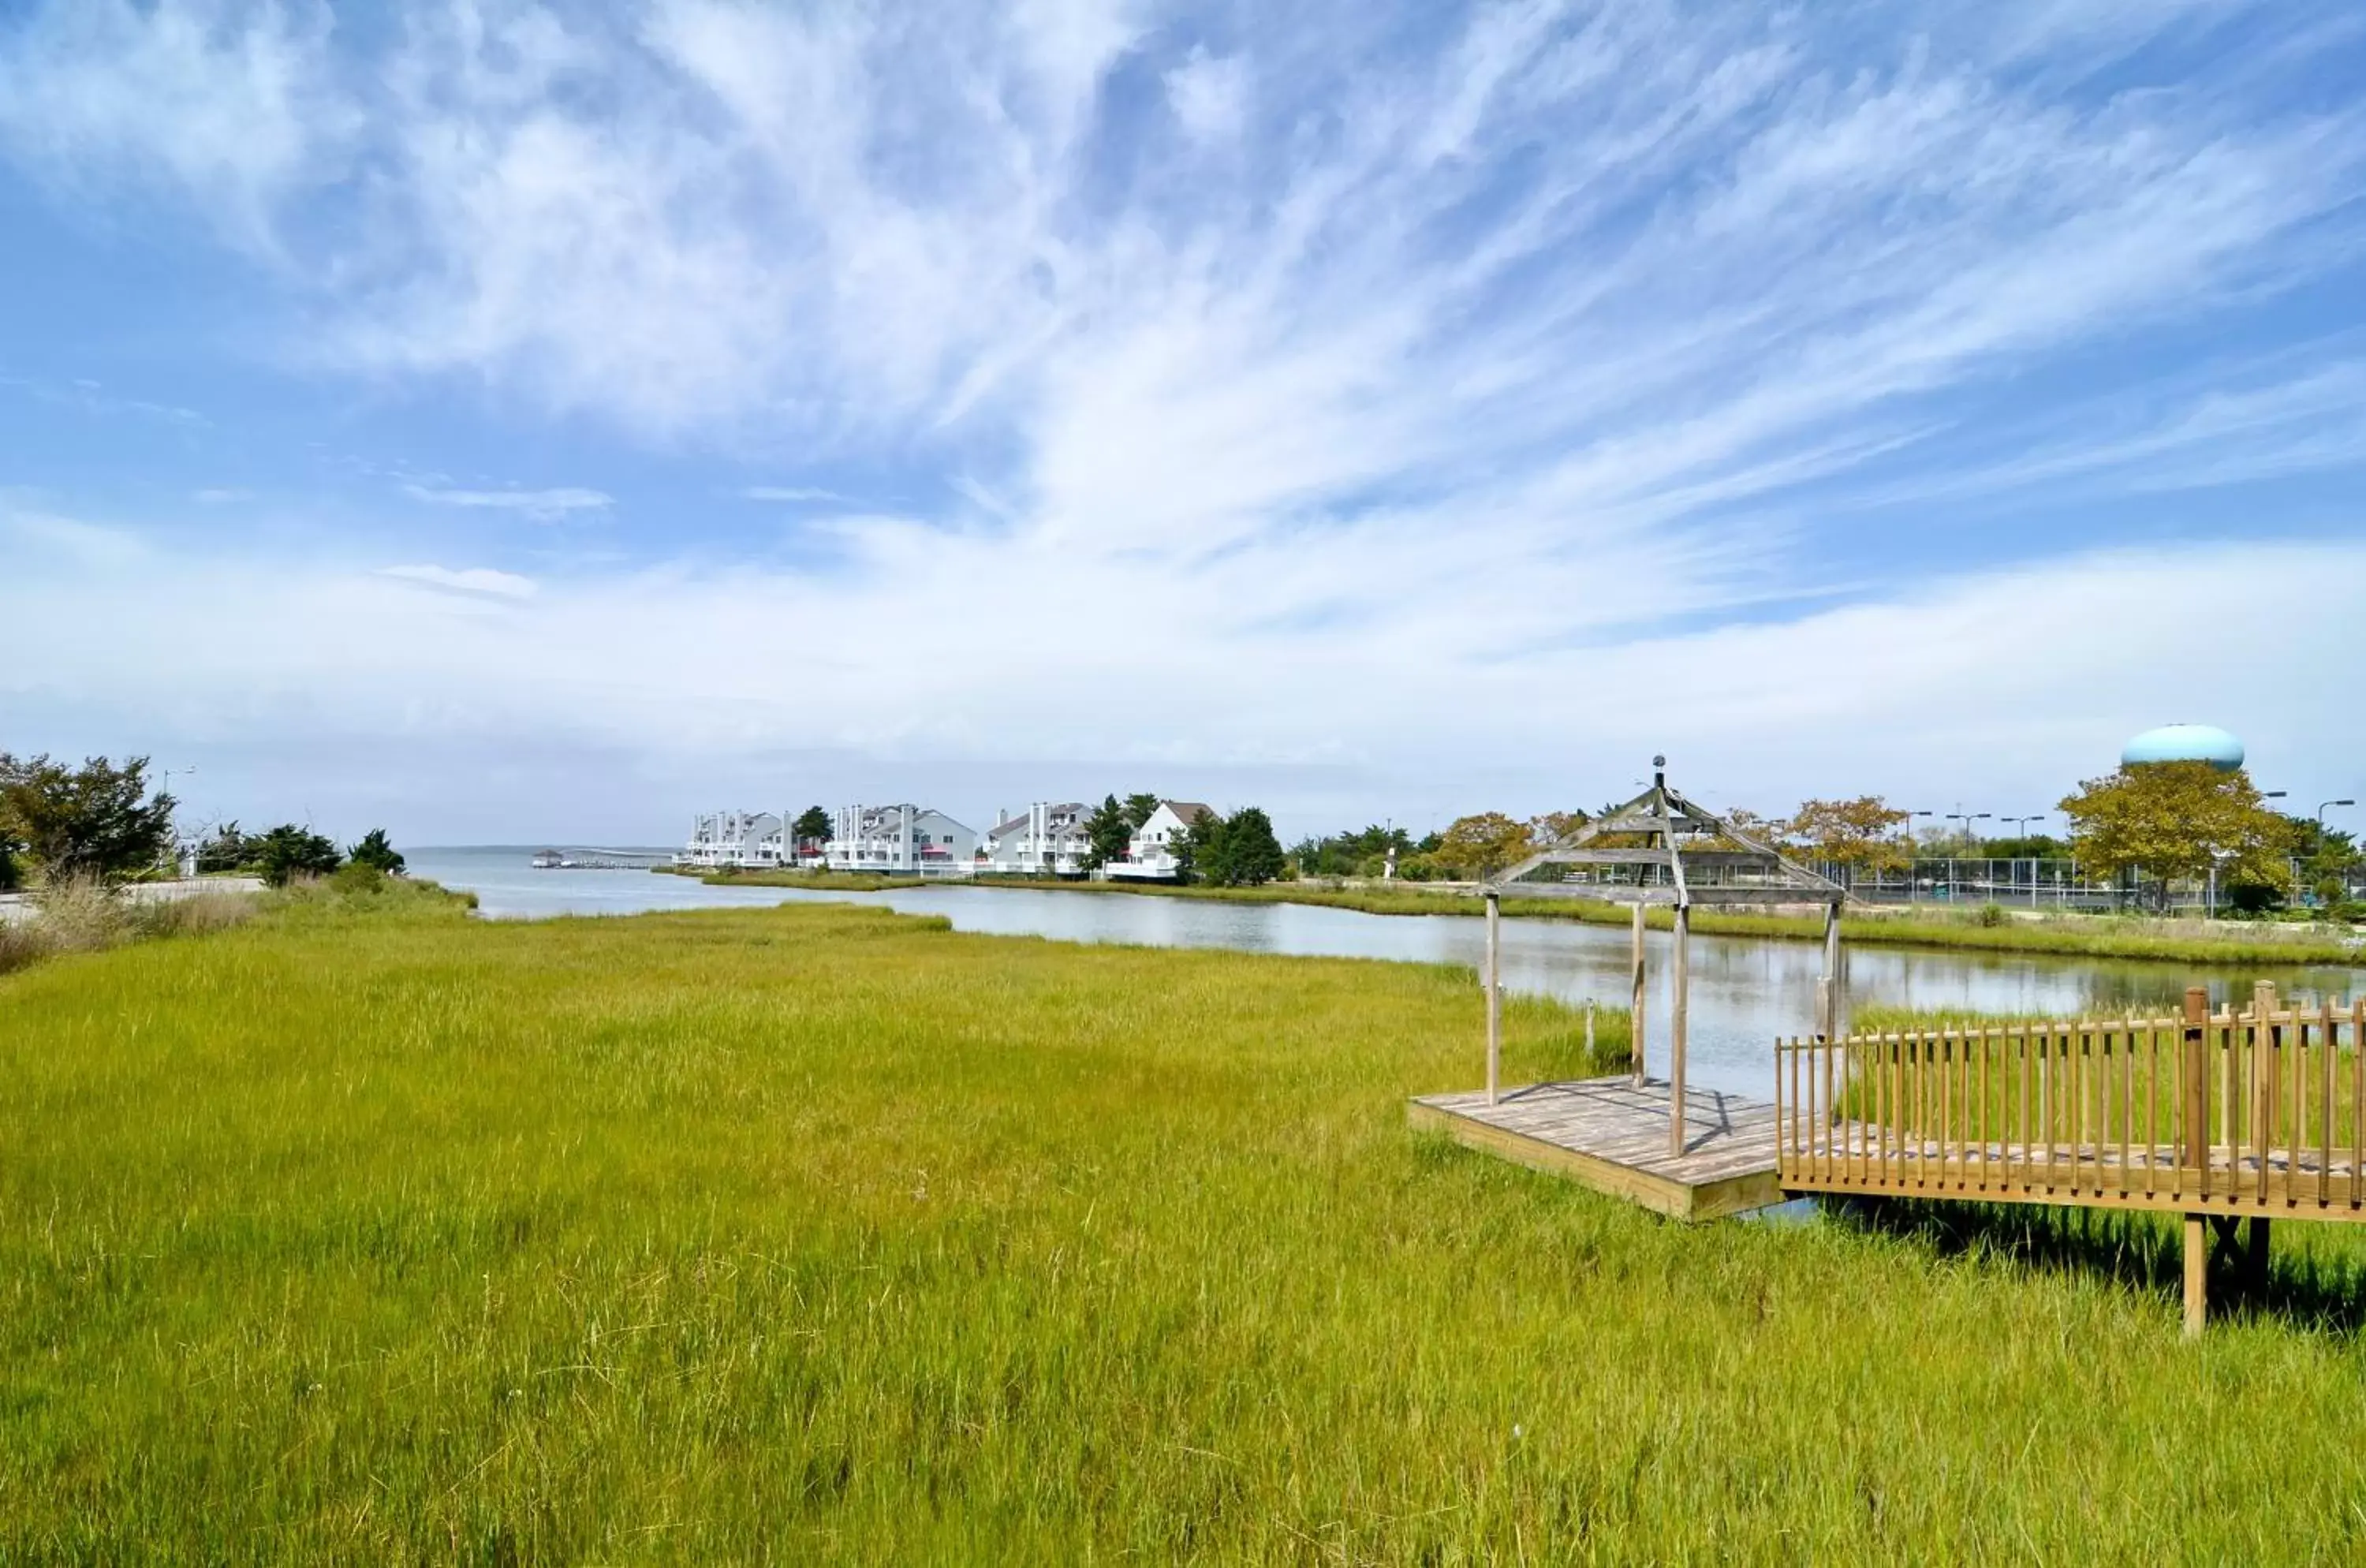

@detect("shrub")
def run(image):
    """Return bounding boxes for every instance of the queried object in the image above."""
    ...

[330,861,390,897]
[253,825,342,887]
[131,888,260,939]
[30,875,126,953]
[0,917,47,975]
[1977,902,2006,928]
[346,829,405,875]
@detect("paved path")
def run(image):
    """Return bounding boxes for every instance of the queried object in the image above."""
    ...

[0,877,264,924]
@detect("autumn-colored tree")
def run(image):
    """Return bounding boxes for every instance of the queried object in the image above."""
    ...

[1526,809,1589,847]
[1786,797,1913,880]
[2058,762,2295,905]
[1432,812,1534,879]
[1714,808,1792,852]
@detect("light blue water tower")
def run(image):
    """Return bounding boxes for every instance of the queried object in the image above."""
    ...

[2121,723,2245,772]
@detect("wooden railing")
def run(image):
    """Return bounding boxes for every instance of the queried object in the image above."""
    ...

[1774,984,2366,1219]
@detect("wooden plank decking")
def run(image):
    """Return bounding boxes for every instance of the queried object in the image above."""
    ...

[1408,1077,1786,1222]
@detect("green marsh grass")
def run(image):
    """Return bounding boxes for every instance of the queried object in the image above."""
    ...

[8,897,2366,1559]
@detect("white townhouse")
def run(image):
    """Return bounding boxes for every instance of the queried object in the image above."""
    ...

[680,810,786,868]
[1106,801,1212,881]
[826,804,977,877]
[981,802,1094,876]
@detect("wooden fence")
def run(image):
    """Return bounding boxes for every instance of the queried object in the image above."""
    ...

[1774,984,2366,1219]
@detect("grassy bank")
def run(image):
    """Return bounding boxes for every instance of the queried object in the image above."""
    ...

[957,875,2366,967]
[660,865,938,892]
[8,898,2366,1558]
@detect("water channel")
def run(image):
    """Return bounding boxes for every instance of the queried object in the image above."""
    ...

[409,847,2366,1100]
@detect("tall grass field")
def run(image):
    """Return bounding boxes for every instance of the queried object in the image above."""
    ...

[7,890,2366,1560]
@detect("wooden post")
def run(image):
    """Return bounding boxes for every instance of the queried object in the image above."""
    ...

[2181,988,2208,1196]
[2183,1213,2208,1338]
[1819,901,1842,1040]
[1629,902,1647,1085]
[1668,902,1691,1159]
[1484,891,1502,1107]
[2254,981,2277,1205]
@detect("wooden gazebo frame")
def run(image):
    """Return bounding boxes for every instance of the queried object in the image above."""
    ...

[1479,757,1849,1156]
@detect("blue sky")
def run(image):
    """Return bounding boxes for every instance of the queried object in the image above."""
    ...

[2,0,2362,846]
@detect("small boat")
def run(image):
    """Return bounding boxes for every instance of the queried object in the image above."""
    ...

[531,849,565,869]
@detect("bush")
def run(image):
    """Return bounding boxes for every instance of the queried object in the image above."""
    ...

[346,829,405,875]
[1976,902,2006,928]
[330,862,390,897]
[253,826,342,888]
[31,875,127,953]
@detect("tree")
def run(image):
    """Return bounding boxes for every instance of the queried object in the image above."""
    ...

[2282,816,2359,909]
[196,821,258,875]
[0,752,176,883]
[1787,797,1913,883]
[1431,813,1533,880]
[1083,795,1133,870]
[1290,823,1413,878]
[792,805,832,849]
[1175,810,1217,885]
[2058,762,2295,909]
[252,825,343,888]
[346,828,406,875]
[1215,807,1285,887]
[1121,793,1162,831]
[1527,810,1590,847]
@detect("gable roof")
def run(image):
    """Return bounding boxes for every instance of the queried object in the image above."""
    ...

[1159,801,1214,825]
[1486,762,1844,909]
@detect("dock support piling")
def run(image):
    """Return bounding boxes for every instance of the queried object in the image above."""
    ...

[1819,902,1842,1040]
[1669,903,1691,1159]
[2184,1214,2208,1337]
[1629,903,1647,1085]
[1484,892,1502,1107]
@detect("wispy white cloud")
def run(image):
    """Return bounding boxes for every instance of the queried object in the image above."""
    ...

[6,530,2361,827]
[0,0,347,253]
[739,486,845,503]
[1165,47,1247,143]
[379,563,539,600]
[1,373,207,427]
[1,2,2361,829]
[401,483,613,521]
[0,506,148,568]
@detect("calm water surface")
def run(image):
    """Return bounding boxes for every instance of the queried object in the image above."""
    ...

[410,847,2366,1099]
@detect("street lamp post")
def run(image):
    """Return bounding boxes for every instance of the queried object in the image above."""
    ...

[2001,814,2047,905]
[1946,811,1992,902]
[2319,800,2355,831]
[1903,810,1935,902]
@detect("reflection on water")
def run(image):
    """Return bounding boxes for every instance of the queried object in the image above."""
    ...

[409,848,2364,1099]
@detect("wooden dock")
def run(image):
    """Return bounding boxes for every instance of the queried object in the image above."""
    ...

[1408,1077,1786,1222]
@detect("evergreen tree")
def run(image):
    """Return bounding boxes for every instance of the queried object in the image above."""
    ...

[1180,809,1226,886]
[0,752,176,883]
[1084,795,1133,869]
[1220,807,1286,887]
[1121,793,1162,831]
[252,825,343,888]
[347,828,406,875]
[792,805,833,848]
